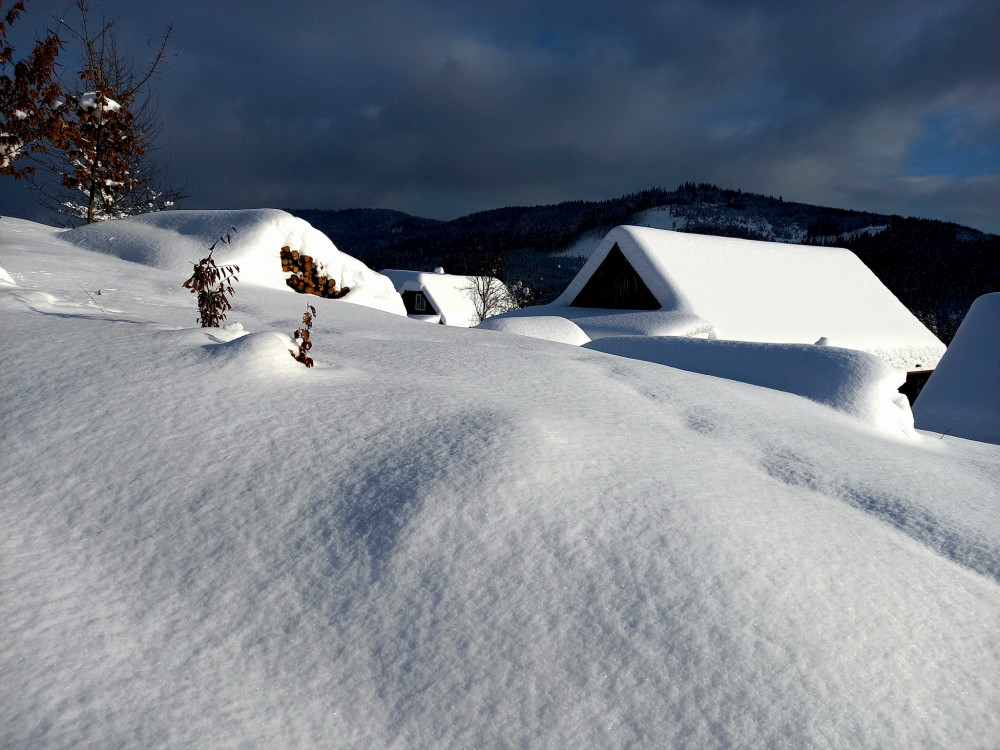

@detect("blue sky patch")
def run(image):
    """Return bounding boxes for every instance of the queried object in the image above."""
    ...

[905,112,1000,178]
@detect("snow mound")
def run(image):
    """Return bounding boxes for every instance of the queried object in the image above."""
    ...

[494,305,715,339]
[63,209,405,316]
[475,314,591,345]
[0,264,15,285]
[913,293,1000,444]
[193,330,308,373]
[585,336,915,435]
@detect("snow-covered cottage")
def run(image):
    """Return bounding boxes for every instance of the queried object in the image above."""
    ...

[912,293,1000,444]
[381,268,510,327]
[496,225,946,377]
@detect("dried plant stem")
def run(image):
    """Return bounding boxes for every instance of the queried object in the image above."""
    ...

[291,303,317,368]
[80,285,111,319]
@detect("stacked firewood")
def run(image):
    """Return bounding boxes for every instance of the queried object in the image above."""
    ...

[280,246,350,299]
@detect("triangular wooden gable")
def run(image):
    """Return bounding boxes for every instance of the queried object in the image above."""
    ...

[570,243,661,310]
[401,289,438,316]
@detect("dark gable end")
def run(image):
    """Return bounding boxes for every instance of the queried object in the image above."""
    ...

[899,370,933,405]
[401,289,438,316]
[570,243,661,310]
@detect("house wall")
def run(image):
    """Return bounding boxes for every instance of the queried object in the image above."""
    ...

[570,244,661,310]
[400,289,437,316]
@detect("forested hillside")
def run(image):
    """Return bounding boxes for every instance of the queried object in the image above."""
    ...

[287,183,999,343]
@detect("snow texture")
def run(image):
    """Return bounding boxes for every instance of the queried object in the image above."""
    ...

[584,336,916,436]
[63,209,406,316]
[475,314,591,345]
[913,293,1000,444]
[1,214,998,749]
[513,226,945,371]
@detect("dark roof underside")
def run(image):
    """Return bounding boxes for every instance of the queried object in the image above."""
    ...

[570,243,661,310]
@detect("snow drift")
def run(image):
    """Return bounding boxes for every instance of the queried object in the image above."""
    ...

[1,214,998,749]
[475,314,591,345]
[498,304,716,338]
[585,336,916,435]
[62,208,406,316]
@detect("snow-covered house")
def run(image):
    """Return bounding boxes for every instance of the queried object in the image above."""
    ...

[496,226,946,375]
[912,293,1000,444]
[381,268,510,327]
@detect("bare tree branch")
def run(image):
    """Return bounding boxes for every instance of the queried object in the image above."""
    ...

[464,272,519,324]
[0,0,65,180]
[14,0,183,223]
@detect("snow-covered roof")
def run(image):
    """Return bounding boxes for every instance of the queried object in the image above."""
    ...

[505,226,945,370]
[913,293,1000,444]
[381,269,505,327]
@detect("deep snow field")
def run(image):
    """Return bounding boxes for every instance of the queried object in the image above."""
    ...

[1,211,998,749]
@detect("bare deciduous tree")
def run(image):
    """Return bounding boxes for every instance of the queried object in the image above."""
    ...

[460,244,521,323]
[27,0,183,223]
[0,0,64,180]
[464,273,519,324]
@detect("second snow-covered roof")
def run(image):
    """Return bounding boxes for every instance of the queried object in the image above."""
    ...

[381,269,485,327]
[549,226,945,370]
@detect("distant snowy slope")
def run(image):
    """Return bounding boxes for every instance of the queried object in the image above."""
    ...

[634,204,790,240]
[1,215,998,749]
[554,205,887,260]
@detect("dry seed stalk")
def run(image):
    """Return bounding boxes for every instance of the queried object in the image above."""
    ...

[291,303,317,368]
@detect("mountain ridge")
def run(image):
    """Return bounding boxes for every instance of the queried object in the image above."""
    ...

[286,183,999,343]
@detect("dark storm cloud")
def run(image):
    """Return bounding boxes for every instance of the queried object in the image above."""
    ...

[3,0,998,231]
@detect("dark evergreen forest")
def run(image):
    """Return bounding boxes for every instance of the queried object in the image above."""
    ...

[287,183,999,343]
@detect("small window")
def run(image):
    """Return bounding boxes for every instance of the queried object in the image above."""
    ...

[414,292,426,312]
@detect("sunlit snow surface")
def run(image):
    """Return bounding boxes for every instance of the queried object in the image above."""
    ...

[476,314,592,345]
[584,336,917,436]
[1,214,999,749]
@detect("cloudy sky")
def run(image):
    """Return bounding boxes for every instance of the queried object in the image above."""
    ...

[3,0,999,232]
